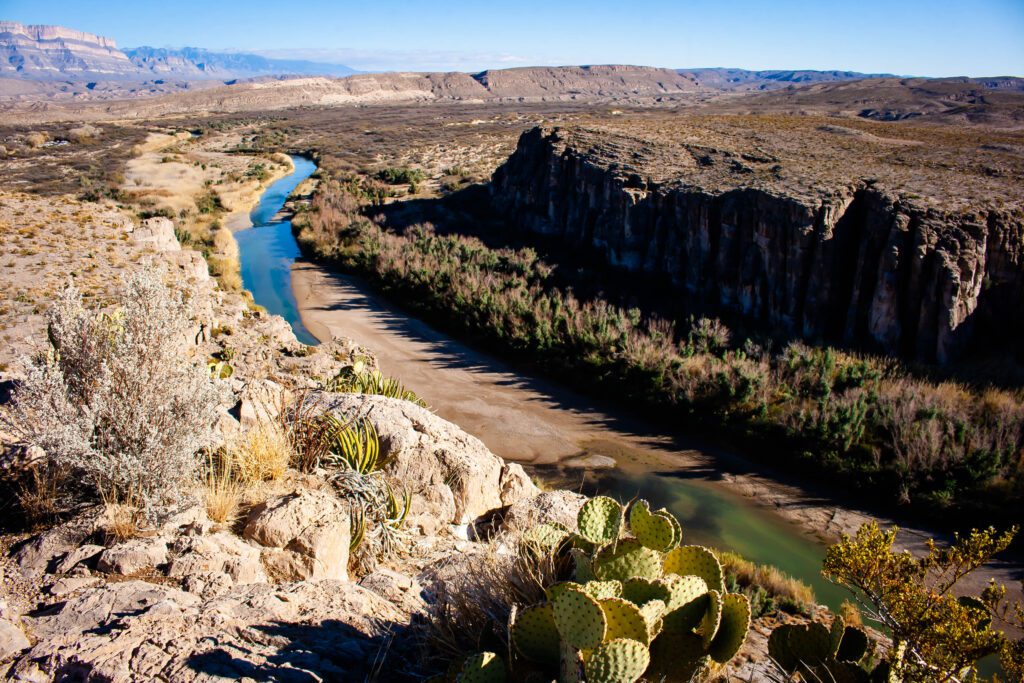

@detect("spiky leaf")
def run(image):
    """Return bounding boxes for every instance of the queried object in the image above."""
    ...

[553,586,607,650]
[511,603,560,665]
[577,496,623,545]
[583,638,650,683]
[708,593,750,664]
[522,523,571,550]
[584,580,623,601]
[622,577,672,606]
[837,626,869,663]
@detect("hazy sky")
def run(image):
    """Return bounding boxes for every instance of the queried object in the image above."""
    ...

[3,0,1023,76]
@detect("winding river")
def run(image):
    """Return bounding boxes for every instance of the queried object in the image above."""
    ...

[236,156,1020,621]
[235,155,319,346]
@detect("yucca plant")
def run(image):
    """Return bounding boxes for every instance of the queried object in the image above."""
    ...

[327,365,426,407]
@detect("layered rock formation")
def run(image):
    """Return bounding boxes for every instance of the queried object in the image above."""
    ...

[491,126,1024,363]
[0,21,136,79]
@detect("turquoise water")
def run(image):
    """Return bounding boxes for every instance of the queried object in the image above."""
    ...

[235,155,320,346]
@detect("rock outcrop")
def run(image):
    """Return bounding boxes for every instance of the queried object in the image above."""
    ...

[0,21,137,80]
[491,126,1024,363]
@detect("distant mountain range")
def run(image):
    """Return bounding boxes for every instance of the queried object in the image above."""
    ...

[677,68,900,90]
[0,21,356,81]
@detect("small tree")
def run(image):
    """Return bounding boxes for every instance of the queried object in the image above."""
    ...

[822,522,1023,682]
[3,268,223,519]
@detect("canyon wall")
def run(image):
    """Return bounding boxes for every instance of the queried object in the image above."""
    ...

[491,127,1024,363]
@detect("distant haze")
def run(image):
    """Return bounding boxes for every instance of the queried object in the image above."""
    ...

[2,0,1022,77]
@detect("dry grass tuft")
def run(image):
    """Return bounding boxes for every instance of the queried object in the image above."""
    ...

[720,551,816,607]
[423,531,567,665]
[839,599,864,627]
[229,424,292,484]
[13,463,68,528]
[99,489,145,543]
[202,451,243,525]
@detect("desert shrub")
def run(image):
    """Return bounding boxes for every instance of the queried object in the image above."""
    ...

[2,269,223,519]
[376,166,425,185]
[823,522,1023,681]
[24,131,48,148]
[719,550,815,609]
[67,125,100,144]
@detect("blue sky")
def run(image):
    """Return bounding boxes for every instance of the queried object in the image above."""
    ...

[3,0,1023,76]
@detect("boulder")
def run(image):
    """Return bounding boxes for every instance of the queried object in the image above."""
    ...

[237,379,288,429]
[167,533,267,586]
[96,537,168,575]
[10,579,402,681]
[54,543,105,574]
[502,490,586,533]
[129,217,179,252]
[0,618,30,660]
[318,393,538,524]
[243,489,350,582]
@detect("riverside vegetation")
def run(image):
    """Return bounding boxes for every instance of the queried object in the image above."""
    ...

[293,180,1024,519]
[0,179,1021,682]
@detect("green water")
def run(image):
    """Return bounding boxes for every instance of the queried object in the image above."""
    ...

[238,156,850,613]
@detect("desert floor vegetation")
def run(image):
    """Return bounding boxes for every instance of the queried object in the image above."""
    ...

[292,179,1024,523]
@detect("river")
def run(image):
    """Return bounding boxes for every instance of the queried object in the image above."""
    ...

[235,155,319,346]
[237,155,1021,625]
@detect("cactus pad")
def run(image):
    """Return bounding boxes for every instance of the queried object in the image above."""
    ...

[663,545,725,594]
[553,586,607,650]
[708,593,751,664]
[577,496,623,545]
[572,548,595,583]
[583,580,623,601]
[583,638,650,683]
[622,577,672,606]
[639,599,666,633]
[522,522,570,549]
[600,597,651,645]
[546,581,582,602]
[649,630,707,681]
[836,626,869,663]
[658,508,683,548]
[829,616,846,657]
[699,589,723,649]
[768,624,798,671]
[658,574,709,613]
[593,539,663,582]
[455,652,506,683]
[784,622,831,668]
[511,603,560,664]
[629,500,676,552]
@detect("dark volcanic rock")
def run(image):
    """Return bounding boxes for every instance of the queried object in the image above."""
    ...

[491,126,1024,363]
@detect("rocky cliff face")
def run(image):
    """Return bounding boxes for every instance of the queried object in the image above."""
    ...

[491,126,1024,363]
[0,21,136,79]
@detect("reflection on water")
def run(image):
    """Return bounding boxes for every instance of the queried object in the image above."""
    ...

[236,155,319,346]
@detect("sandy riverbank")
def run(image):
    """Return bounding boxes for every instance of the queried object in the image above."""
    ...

[291,259,1023,608]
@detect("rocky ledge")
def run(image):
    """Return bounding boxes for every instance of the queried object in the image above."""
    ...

[1,394,540,681]
[491,125,1024,363]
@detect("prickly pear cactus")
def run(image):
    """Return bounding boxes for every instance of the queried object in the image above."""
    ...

[577,496,623,545]
[769,617,873,682]
[504,495,752,682]
[584,638,650,683]
[454,652,506,683]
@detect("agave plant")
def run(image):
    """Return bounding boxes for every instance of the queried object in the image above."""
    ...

[327,364,426,407]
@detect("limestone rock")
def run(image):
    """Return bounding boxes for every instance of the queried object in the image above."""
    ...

[10,579,402,681]
[502,490,586,533]
[243,489,350,582]
[319,393,538,524]
[14,514,96,579]
[54,543,105,574]
[96,537,168,575]
[129,217,180,252]
[0,618,30,660]
[237,378,288,428]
